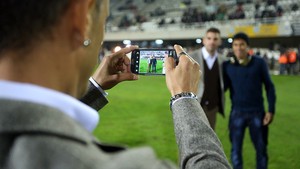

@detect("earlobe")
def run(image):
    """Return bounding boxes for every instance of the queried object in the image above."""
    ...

[69,0,94,50]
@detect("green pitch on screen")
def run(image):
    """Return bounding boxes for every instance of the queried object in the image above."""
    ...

[139,59,164,74]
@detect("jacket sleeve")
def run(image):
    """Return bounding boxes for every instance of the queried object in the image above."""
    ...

[171,98,231,169]
[80,81,108,111]
[261,60,276,114]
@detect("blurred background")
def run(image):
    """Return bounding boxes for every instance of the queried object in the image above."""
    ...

[98,0,300,76]
[94,0,300,168]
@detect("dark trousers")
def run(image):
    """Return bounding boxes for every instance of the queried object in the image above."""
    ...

[229,110,268,169]
[202,106,218,130]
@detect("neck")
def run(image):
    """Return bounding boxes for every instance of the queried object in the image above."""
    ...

[205,48,216,57]
[0,42,78,97]
[237,55,250,65]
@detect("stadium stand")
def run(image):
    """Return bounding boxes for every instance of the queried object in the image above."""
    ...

[103,0,300,75]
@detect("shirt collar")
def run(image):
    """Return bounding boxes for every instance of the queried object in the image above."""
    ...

[0,80,99,132]
[202,47,218,60]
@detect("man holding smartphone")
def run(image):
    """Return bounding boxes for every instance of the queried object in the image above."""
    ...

[190,27,226,130]
[0,0,231,168]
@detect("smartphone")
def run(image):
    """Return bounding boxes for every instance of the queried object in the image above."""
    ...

[130,49,178,75]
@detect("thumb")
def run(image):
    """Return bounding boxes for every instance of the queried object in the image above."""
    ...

[263,116,270,126]
[113,73,139,83]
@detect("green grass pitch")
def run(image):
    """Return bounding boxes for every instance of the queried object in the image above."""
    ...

[93,75,300,169]
[139,58,164,74]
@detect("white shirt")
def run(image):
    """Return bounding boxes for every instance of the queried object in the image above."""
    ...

[202,47,218,70]
[0,80,99,132]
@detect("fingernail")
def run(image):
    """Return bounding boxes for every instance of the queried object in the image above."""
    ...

[133,74,139,80]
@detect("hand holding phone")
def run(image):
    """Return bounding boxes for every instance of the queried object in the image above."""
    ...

[92,46,139,90]
[165,45,200,96]
[130,49,178,75]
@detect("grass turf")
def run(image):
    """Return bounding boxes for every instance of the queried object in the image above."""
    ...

[93,75,300,169]
[139,59,164,74]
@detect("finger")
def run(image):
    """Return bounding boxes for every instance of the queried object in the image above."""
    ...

[115,45,139,55]
[263,117,269,126]
[174,44,185,57]
[174,44,197,63]
[174,44,190,64]
[114,73,139,83]
[164,55,175,73]
[124,55,131,65]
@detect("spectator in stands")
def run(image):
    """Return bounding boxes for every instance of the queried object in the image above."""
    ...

[169,18,176,24]
[135,11,147,24]
[287,48,297,75]
[223,32,276,169]
[229,3,245,20]
[270,55,275,71]
[254,2,263,18]
[279,51,288,75]
[291,3,299,11]
[261,0,283,21]
[205,1,217,16]
[144,0,155,3]
[298,44,300,73]
[182,0,191,6]
[150,7,165,17]
[263,53,269,67]
[190,27,226,130]
[0,0,233,168]
[119,15,132,28]
[215,4,228,21]
[158,18,166,27]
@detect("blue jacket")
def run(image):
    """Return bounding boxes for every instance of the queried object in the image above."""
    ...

[223,56,276,114]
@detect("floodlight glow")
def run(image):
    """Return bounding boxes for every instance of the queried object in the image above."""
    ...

[155,39,164,45]
[196,39,202,44]
[123,40,131,45]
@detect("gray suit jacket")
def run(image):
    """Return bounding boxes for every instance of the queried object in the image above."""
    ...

[190,48,226,115]
[0,94,231,169]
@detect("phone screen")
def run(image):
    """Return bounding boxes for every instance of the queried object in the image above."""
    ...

[131,49,177,75]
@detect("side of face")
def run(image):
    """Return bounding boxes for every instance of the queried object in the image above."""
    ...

[75,0,110,97]
[202,32,221,54]
[232,38,248,60]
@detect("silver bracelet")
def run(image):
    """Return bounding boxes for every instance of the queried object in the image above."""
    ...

[169,92,198,110]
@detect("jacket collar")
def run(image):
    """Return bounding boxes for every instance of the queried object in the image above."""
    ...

[0,99,94,144]
[0,99,126,152]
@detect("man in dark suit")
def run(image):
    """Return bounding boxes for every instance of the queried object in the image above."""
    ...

[190,27,226,130]
[0,0,231,169]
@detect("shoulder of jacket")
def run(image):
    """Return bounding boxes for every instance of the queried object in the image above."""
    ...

[0,99,93,144]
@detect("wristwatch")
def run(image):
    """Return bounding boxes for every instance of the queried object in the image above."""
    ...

[169,92,198,110]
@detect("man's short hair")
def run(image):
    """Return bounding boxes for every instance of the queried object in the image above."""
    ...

[206,27,221,35]
[0,0,102,54]
[232,32,250,45]
[0,1,69,54]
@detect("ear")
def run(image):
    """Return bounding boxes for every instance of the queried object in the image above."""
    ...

[69,0,95,50]
[202,37,207,45]
[217,38,222,46]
